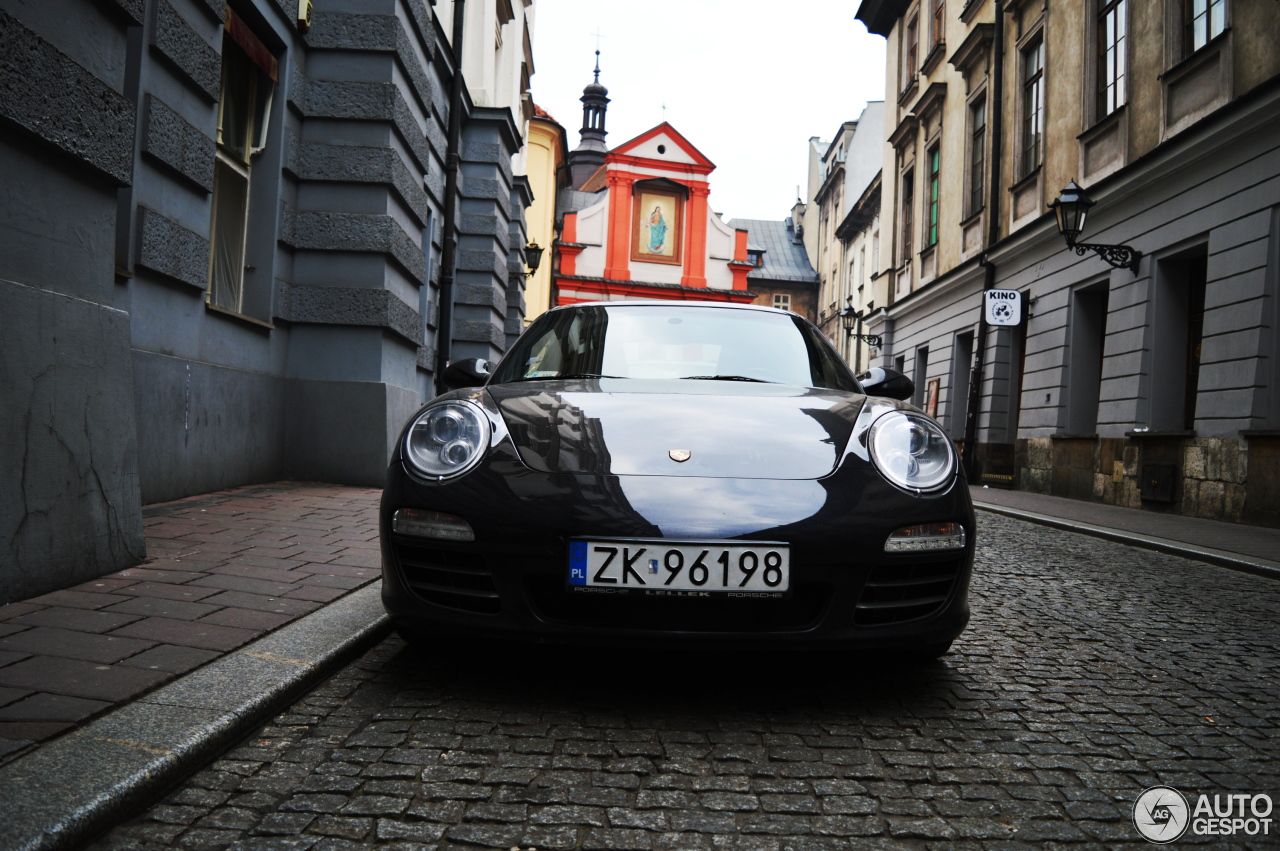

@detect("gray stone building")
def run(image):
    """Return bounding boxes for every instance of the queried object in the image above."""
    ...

[1,0,535,603]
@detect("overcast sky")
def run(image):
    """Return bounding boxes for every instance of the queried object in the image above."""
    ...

[528,1,888,223]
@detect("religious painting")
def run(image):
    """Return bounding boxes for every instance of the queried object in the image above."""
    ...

[925,377,941,418]
[631,186,683,265]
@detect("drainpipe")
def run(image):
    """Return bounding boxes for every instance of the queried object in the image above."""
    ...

[962,3,1004,478]
[435,0,467,395]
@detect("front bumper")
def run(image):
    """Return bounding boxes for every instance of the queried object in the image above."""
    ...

[379,458,975,651]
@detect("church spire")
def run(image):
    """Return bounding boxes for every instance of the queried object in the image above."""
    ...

[580,50,609,143]
[568,50,610,190]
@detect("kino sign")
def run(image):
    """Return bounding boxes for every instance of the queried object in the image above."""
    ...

[984,289,1022,326]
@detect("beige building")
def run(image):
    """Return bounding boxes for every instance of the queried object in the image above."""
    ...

[523,107,570,324]
[814,123,858,335]
[809,104,886,371]
[834,172,882,374]
[857,0,1280,526]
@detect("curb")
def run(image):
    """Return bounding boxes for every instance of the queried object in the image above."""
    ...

[0,582,391,851]
[975,503,1280,581]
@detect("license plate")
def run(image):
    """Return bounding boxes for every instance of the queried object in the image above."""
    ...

[567,538,790,597]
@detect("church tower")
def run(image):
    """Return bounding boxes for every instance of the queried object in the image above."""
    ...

[568,52,609,190]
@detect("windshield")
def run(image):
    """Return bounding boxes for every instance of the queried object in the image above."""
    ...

[490,304,860,391]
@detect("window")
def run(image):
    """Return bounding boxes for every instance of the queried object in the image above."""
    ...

[1185,0,1225,54]
[748,250,764,267]
[1021,37,1045,177]
[1098,0,1127,118]
[931,0,946,48]
[900,169,915,263]
[773,293,792,312]
[209,16,275,313]
[968,97,986,216]
[903,15,919,87]
[926,146,940,248]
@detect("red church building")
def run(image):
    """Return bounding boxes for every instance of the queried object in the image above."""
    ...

[553,60,756,306]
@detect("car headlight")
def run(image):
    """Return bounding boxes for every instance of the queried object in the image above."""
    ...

[867,410,956,492]
[404,400,491,480]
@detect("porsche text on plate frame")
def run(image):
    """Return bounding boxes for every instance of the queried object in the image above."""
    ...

[380,301,976,658]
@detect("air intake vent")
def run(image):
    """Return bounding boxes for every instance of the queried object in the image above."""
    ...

[394,542,500,614]
[854,560,961,626]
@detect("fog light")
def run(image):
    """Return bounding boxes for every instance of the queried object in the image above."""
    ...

[884,522,966,552]
[391,508,475,542]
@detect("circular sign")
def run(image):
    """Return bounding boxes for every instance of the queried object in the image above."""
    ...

[1132,786,1189,844]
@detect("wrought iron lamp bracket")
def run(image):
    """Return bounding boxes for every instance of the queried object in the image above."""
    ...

[850,333,882,347]
[1067,240,1142,274]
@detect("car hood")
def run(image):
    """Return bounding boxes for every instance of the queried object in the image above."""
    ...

[488,379,867,479]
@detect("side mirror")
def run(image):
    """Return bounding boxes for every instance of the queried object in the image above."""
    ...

[858,367,914,401]
[442,357,491,389]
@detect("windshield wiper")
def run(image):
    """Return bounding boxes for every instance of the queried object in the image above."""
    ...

[681,375,773,383]
[511,372,625,382]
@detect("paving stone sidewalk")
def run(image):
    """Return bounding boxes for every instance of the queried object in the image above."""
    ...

[0,482,382,765]
[971,485,1280,569]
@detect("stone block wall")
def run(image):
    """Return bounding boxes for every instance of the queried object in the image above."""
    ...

[1180,438,1249,521]
[1015,435,1265,525]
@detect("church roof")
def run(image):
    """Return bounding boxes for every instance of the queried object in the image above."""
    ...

[579,165,608,193]
[726,217,819,284]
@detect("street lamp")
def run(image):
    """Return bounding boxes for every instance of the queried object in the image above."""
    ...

[1048,181,1142,273]
[839,298,882,348]
[525,241,544,274]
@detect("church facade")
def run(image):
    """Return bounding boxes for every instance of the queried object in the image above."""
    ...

[552,62,758,307]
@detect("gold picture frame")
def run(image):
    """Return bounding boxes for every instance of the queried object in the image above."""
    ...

[631,186,683,266]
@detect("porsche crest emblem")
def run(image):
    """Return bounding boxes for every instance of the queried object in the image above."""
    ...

[669,449,691,463]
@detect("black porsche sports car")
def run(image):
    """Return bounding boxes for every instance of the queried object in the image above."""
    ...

[380,301,974,658]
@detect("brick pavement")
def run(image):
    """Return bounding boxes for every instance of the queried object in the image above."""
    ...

[87,512,1280,850]
[0,482,381,764]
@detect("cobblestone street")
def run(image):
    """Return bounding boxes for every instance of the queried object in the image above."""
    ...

[88,513,1280,850]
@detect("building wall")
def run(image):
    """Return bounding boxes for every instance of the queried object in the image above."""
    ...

[811,104,884,370]
[0,2,146,601]
[749,282,819,325]
[800,136,826,264]
[837,202,882,373]
[858,0,1280,524]
[523,116,566,324]
[813,127,852,328]
[0,0,533,602]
